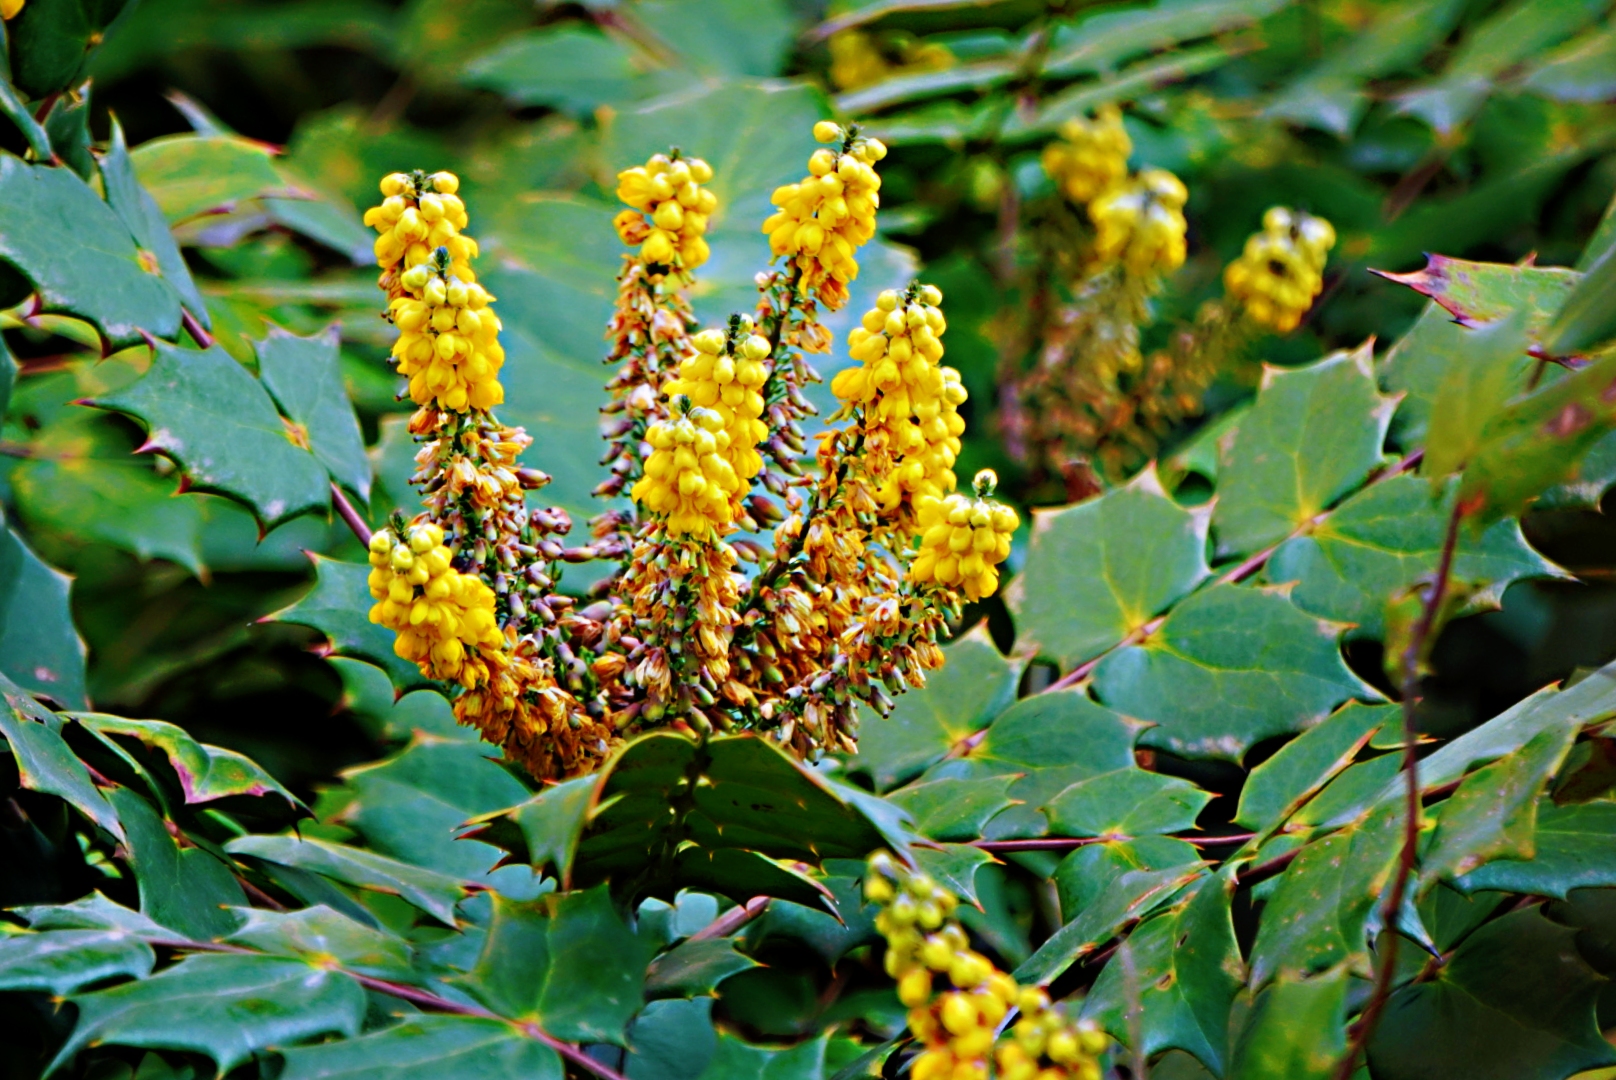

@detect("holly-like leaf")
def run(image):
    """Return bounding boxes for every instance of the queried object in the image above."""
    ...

[0,680,118,837]
[695,1031,829,1080]
[1368,908,1616,1080]
[626,998,719,1080]
[1423,312,1534,478]
[0,929,155,996]
[1054,837,1204,923]
[645,936,759,999]
[1083,869,1243,1075]
[272,555,431,692]
[0,508,89,708]
[462,26,640,114]
[1227,964,1349,1080]
[1092,583,1379,761]
[101,118,211,330]
[1014,864,1204,986]
[1457,801,1616,896]
[1548,242,1616,356]
[108,787,245,941]
[886,775,1019,842]
[850,624,1021,791]
[1421,722,1578,887]
[911,844,997,909]
[255,326,371,500]
[279,1015,564,1080]
[17,892,168,936]
[0,155,183,347]
[94,342,330,529]
[128,133,288,224]
[1234,702,1389,833]
[74,712,301,810]
[460,885,652,1045]
[463,773,597,885]
[1008,467,1210,669]
[48,953,367,1077]
[1376,254,1583,331]
[224,906,415,982]
[1212,345,1397,559]
[1267,474,1559,639]
[225,833,472,926]
[1045,768,1211,838]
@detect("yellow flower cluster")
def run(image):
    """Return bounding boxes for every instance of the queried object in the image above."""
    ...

[367,523,503,685]
[1090,168,1189,277]
[1,0,24,20]
[364,171,477,299]
[762,121,887,310]
[631,406,744,537]
[1041,105,1131,206]
[456,644,617,780]
[1224,206,1337,332]
[910,471,1018,601]
[828,29,953,92]
[832,285,966,516]
[613,153,718,273]
[663,323,771,496]
[389,259,505,412]
[866,853,1107,1080]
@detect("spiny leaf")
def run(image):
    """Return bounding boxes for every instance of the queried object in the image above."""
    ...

[462,773,596,885]
[645,936,759,999]
[695,1031,829,1080]
[224,905,415,981]
[0,679,118,836]
[1234,701,1388,833]
[911,844,997,909]
[462,26,640,114]
[102,118,211,331]
[255,325,371,500]
[1376,254,1582,331]
[626,998,719,1080]
[108,787,245,941]
[1456,801,1616,897]
[279,1015,564,1080]
[1212,344,1397,559]
[0,506,89,708]
[224,833,472,926]
[1423,312,1534,478]
[1014,864,1204,986]
[886,775,1019,842]
[0,929,155,996]
[1227,964,1350,1080]
[1548,244,1616,356]
[1044,768,1211,838]
[1053,837,1203,927]
[271,555,432,692]
[128,133,287,224]
[93,341,330,530]
[74,712,301,810]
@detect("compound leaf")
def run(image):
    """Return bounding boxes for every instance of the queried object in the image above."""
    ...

[101,118,211,330]
[1015,864,1204,986]
[645,936,759,999]
[1235,702,1388,833]
[886,774,1019,842]
[109,786,245,941]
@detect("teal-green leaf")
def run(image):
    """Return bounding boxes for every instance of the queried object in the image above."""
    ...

[1521,26,1616,103]
[1378,254,1584,333]
[1082,869,1242,1075]
[128,133,287,224]
[0,154,183,347]
[0,929,155,996]
[50,953,367,1077]
[911,844,997,908]
[1014,864,1204,986]
[645,936,759,999]
[1267,473,1559,639]
[1093,583,1379,761]
[255,326,371,500]
[108,786,245,941]
[626,998,718,1080]
[1227,964,1349,1080]
[225,833,470,926]
[1548,243,1616,356]
[635,0,796,78]
[1234,702,1388,833]
[1212,345,1396,559]
[17,892,167,935]
[224,905,414,981]
[695,1031,828,1080]
[0,73,54,160]
[1368,907,1616,1080]
[74,712,300,810]
[462,26,640,114]
[1456,801,1616,896]
[886,775,1019,842]
[1044,768,1211,838]
[8,0,118,98]
[849,624,1021,791]
[94,342,330,529]
[461,885,652,1045]
[0,681,117,835]
[271,555,431,692]
[0,509,87,709]
[279,1015,563,1080]
[1423,312,1534,478]
[462,773,597,885]
[1054,837,1203,922]
[102,118,211,330]
[1008,467,1210,668]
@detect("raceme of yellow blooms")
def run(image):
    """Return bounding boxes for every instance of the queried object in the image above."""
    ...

[832,285,967,516]
[763,120,887,310]
[364,171,477,299]
[1089,167,1189,277]
[367,523,503,685]
[910,471,1018,601]
[613,153,718,274]
[1040,105,1131,206]
[389,258,505,412]
[865,853,1108,1080]
[1224,206,1338,332]
[663,322,771,492]
[632,404,745,537]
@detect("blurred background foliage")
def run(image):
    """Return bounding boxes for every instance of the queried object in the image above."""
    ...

[3,0,1615,797]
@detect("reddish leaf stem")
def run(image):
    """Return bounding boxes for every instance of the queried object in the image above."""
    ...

[972,833,1254,854]
[1331,495,1463,1080]
[689,895,770,941]
[330,482,372,544]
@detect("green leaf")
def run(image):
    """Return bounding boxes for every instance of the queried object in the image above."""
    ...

[635,0,796,78]
[1093,583,1378,761]
[1234,701,1388,833]
[1045,768,1211,838]
[1522,27,1616,103]
[0,73,54,160]
[1003,44,1241,138]
[1008,467,1210,668]
[0,681,118,835]
[1548,246,1616,356]
[695,1031,828,1080]
[910,844,997,908]
[224,905,414,981]
[74,712,300,810]
[834,58,1019,115]
[1423,312,1534,477]
[1082,869,1243,1075]
[1420,722,1578,887]
[1054,837,1203,922]
[886,775,1018,842]
[1368,908,1616,1080]
[50,953,367,1076]
[1212,345,1396,559]
[255,326,371,500]
[849,624,1021,791]
[9,0,130,98]
[0,335,16,419]
[0,929,155,995]
[461,885,652,1045]
[627,998,719,1080]
[462,26,640,114]
[0,154,184,347]
[128,133,287,224]
[1267,473,1558,640]
[1227,965,1349,1080]
[101,118,211,330]
[225,833,471,925]
[463,773,597,885]
[646,936,759,999]
[1456,801,1616,896]
[17,892,167,935]
[272,555,430,691]
[279,1015,563,1080]
[1014,864,1204,986]
[108,786,245,941]
[1043,0,1285,79]
[94,342,330,529]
